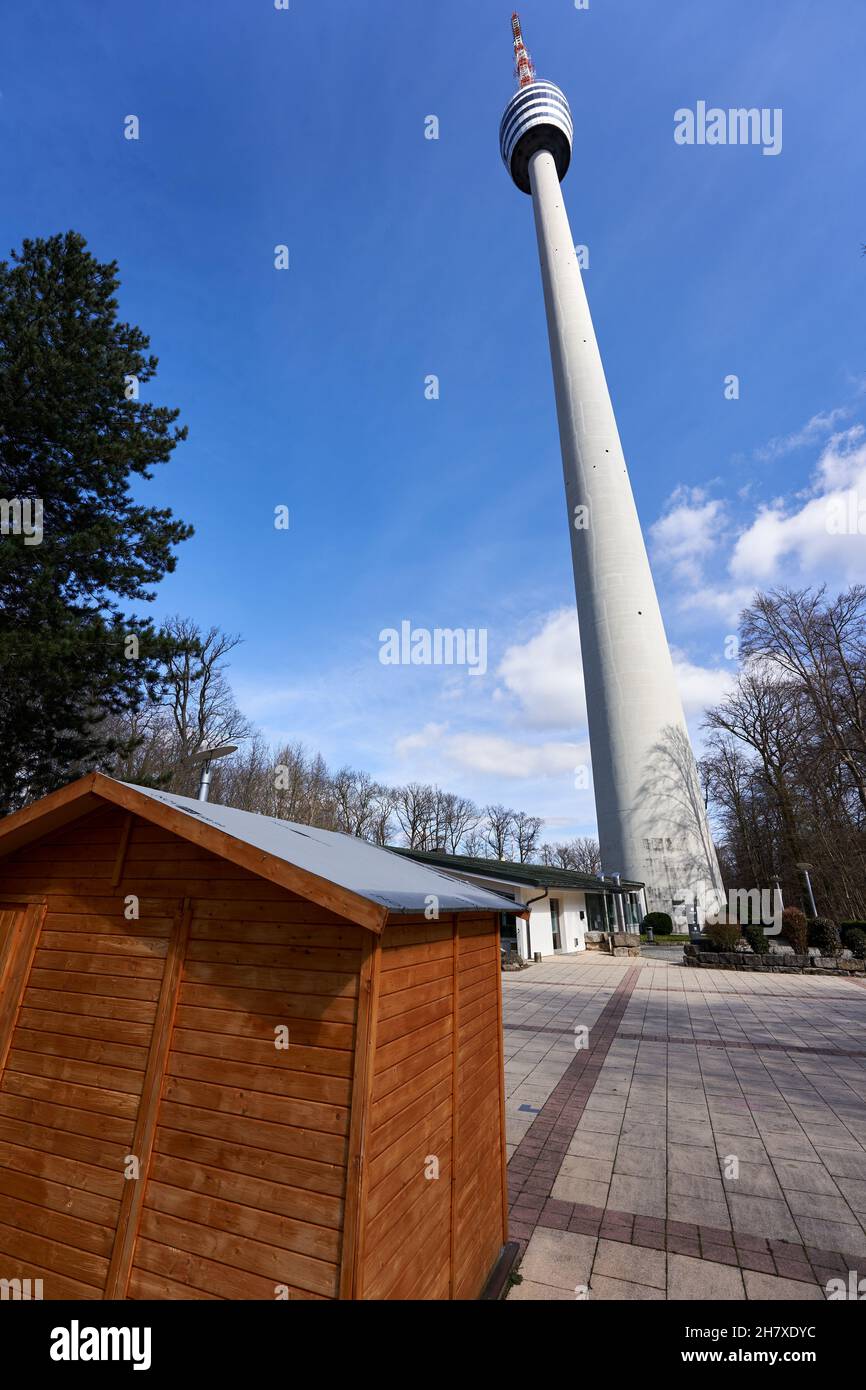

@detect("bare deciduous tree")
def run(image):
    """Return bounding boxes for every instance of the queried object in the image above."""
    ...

[539,836,601,874]
[703,585,866,920]
[162,617,252,761]
[512,810,543,863]
[483,804,515,860]
[392,783,437,850]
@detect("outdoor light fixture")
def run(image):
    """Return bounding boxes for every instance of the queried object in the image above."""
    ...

[189,743,238,803]
[795,862,818,917]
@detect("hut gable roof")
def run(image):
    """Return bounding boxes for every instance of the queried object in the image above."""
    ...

[0,774,522,933]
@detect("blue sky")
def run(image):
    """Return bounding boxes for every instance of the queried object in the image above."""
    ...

[3,0,865,838]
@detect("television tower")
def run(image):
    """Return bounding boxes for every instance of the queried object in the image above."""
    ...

[499,14,723,920]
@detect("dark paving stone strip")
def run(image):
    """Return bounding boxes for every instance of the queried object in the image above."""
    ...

[530,1197,857,1291]
[615,1029,866,1058]
[505,964,863,1290]
[507,965,641,1248]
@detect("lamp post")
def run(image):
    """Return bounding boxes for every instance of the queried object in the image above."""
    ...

[189,743,237,803]
[795,862,818,919]
[771,874,784,919]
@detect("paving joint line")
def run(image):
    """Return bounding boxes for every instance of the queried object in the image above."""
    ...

[614,1029,866,1058]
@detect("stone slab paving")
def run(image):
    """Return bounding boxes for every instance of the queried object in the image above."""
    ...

[503,952,866,1301]
[502,959,632,1155]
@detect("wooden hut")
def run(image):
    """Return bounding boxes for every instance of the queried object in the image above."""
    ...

[0,774,517,1301]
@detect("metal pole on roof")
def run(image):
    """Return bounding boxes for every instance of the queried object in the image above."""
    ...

[197,762,213,802]
[189,744,238,803]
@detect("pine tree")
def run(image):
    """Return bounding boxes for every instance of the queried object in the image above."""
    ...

[0,231,192,811]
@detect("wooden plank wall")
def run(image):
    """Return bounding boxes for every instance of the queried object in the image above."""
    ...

[452,915,507,1299]
[357,913,506,1299]
[132,878,362,1300]
[359,918,454,1299]
[0,805,365,1301]
[0,808,170,1298]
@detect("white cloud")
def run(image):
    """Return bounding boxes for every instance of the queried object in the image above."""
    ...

[815,424,866,489]
[671,649,735,717]
[394,722,448,756]
[444,733,588,779]
[754,407,851,462]
[394,719,587,780]
[731,427,866,583]
[684,584,757,628]
[649,486,726,582]
[654,417,866,618]
[496,608,586,729]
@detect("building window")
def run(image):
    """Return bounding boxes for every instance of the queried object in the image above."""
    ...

[585,893,606,932]
[498,892,519,959]
[550,897,562,951]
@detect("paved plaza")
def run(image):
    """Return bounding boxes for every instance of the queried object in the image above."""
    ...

[503,952,866,1300]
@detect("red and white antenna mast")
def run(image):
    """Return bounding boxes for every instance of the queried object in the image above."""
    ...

[511,12,536,88]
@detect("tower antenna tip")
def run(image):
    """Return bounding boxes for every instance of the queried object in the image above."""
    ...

[511,11,536,89]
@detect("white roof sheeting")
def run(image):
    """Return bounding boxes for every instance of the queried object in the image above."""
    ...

[126,783,521,917]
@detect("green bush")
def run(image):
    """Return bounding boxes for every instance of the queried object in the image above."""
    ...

[642,912,674,936]
[840,922,866,945]
[808,917,842,956]
[705,921,742,951]
[744,924,770,954]
[844,928,866,960]
[781,906,808,954]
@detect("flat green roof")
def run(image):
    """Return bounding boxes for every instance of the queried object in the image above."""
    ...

[392,846,644,893]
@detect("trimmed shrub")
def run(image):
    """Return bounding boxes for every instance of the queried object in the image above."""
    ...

[744,924,770,954]
[781,906,808,954]
[642,912,674,936]
[840,922,866,946]
[808,917,842,956]
[844,928,866,960]
[704,921,742,951]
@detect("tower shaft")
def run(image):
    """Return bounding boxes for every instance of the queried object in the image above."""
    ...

[526,146,723,917]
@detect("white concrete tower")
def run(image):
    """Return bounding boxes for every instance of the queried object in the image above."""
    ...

[499,15,723,921]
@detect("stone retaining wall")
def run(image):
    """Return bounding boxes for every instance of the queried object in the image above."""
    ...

[585,931,640,957]
[684,945,866,975]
